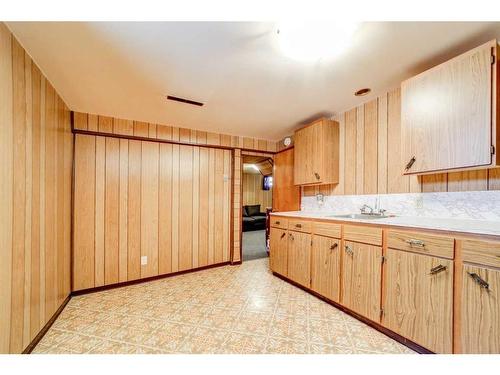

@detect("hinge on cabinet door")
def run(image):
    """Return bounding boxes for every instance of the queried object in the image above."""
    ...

[492,53,496,65]
[381,255,386,264]
[491,145,496,155]
[380,308,384,319]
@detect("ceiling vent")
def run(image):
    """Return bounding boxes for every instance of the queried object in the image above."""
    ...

[166,95,204,106]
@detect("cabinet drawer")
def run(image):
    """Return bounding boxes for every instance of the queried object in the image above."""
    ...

[270,216,288,229]
[313,221,341,238]
[387,230,454,259]
[288,218,312,233]
[461,239,500,268]
[344,225,382,246]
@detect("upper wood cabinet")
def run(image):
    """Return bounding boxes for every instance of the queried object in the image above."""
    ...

[272,148,300,212]
[293,118,339,185]
[401,40,499,175]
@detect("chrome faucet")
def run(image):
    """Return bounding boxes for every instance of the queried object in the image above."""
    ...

[360,197,387,216]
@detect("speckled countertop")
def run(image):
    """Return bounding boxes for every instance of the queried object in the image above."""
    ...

[270,211,500,238]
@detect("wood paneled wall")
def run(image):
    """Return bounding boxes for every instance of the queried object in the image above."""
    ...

[0,24,73,353]
[233,149,242,263]
[73,131,233,291]
[303,88,500,197]
[242,172,273,210]
[73,111,277,153]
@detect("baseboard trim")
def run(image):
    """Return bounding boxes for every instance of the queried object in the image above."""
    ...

[272,272,434,354]
[72,261,231,296]
[22,295,71,354]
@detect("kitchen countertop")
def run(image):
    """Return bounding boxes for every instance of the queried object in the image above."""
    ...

[270,211,500,238]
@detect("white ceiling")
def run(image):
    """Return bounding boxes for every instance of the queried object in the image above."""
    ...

[7,22,500,141]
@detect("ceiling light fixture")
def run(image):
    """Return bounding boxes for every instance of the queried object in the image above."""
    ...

[276,21,359,62]
[354,88,371,96]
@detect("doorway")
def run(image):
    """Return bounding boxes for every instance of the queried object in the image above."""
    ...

[241,155,273,261]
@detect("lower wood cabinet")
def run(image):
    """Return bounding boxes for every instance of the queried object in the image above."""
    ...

[311,235,341,302]
[383,249,453,353]
[341,241,382,322]
[269,227,288,276]
[287,230,311,287]
[461,264,500,353]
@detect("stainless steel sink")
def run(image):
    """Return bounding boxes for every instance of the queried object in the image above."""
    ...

[327,214,390,220]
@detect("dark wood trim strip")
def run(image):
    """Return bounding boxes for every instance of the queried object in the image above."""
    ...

[272,272,434,354]
[71,113,276,155]
[230,260,242,266]
[23,295,71,354]
[71,261,231,296]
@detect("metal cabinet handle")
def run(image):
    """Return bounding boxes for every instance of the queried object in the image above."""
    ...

[429,264,447,275]
[314,172,320,180]
[406,239,425,247]
[280,232,286,239]
[275,221,280,225]
[468,272,491,291]
[330,243,338,251]
[344,245,353,256]
[405,156,416,171]
[295,223,302,228]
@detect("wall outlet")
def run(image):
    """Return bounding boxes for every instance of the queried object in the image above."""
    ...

[141,256,148,266]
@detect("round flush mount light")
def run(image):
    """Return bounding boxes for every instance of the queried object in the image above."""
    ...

[276,21,359,63]
[283,136,292,147]
[354,88,371,96]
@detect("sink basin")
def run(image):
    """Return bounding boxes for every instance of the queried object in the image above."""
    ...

[327,214,391,220]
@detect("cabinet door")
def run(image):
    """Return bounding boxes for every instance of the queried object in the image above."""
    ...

[461,264,500,353]
[287,231,311,287]
[383,249,453,353]
[311,235,341,302]
[401,40,495,174]
[341,241,382,322]
[269,227,288,276]
[272,148,300,212]
[293,122,321,185]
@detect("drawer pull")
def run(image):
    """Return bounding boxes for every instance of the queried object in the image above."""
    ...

[405,156,416,171]
[275,221,280,225]
[468,272,491,291]
[406,239,425,248]
[429,264,447,275]
[280,232,286,239]
[314,172,320,180]
[345,245,353,256]
[289,233,294,241]
[330,243,338,251]
[295,223,302,228]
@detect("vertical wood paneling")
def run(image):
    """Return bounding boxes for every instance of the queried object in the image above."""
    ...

[118,139,128,282]
[364,100,378,194]
[331,113,345,195]
[94,136,105,287]
[192,147,200,268]
[73,135,95,291]
[448,170,488,192]
[422,174,448,192]
[208,148,216,264]
[171,144,180,272]
[127,140,141,281]
[179,146,193,271]
[10,38,26,353]
[377,94,388,194]
[0,24,13,353]
[344,109,357,195]
[56,97,65,307]
[63,104,72,299]
[29,63,41,339]
[38,76,46,327]
[223,150,231,261]
[159,144,173,274]
[232,149,242,263]
[356,105,364,194]
[140,142,159,278]
[214,150,224,263]
[44,82,56,319]
[489,169,500,190]
[199,148,210,266]
[387,88,409,193]
[105,138,120,284]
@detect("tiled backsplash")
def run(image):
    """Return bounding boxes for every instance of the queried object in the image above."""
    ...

[301,191,500,221]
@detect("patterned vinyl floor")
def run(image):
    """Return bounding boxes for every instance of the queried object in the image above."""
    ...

[32,258,414,354]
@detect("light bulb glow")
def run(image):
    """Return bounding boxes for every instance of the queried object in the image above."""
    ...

[276,21,359,62]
